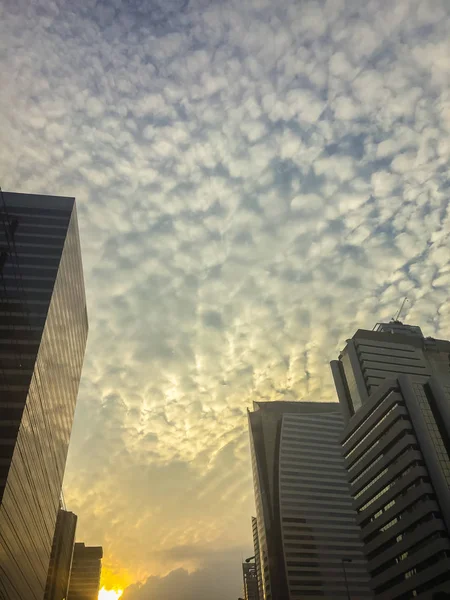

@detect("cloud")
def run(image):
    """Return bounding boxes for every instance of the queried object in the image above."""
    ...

[122,551,243,600]
[0,0,450,594]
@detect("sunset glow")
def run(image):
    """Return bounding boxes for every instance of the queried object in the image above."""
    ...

[98,588,123,600]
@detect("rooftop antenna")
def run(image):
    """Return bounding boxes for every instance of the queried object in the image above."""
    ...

[393,297,408,322]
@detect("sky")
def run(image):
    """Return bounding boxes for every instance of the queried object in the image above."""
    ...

[1,0,450,597]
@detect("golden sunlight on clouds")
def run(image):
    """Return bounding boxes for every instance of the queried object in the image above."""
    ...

[100,565,132,592]
[98,588,123,600]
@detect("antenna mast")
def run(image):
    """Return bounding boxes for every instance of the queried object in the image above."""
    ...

[393,297,408,322]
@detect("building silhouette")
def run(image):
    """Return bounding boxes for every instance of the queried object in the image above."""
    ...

[67,543,103,600]
[45,509,78,600]
[332,322,450,597]
[242,560,259,600]
[0,191,88,599]
[251,517,262,600]
[248,401,372,600]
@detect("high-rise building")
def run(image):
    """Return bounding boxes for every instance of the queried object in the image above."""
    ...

[45,509,78,600]
[330,321,450,420]
[251,516,262,599]
[242,560,260,600]
[67,543,103,600]
[332,322,450,598]
[248,401,373,600]
[0,191,88,600]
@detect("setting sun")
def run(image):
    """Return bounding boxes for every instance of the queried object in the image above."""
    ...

[98,588,123,600]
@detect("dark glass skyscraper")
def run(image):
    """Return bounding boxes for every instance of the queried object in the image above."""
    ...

[67,543,103,600]
[45,509,78,600]
[248,401,372,600]
[0,192,88,600]
[332,322,450,597]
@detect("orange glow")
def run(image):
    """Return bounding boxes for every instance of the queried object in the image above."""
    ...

[100,564,132,591]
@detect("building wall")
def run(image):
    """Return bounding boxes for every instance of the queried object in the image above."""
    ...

[249,411,277,600]
[279,411,372,598]
[249,401,372,600]
[45,509,77,600]
[331,323,450,420]
[0,193,88,600]
[340,378,450,598]
[243,562,259,600]
[251,517,262,600]
[354,337,429,394]
[67,543,103,600]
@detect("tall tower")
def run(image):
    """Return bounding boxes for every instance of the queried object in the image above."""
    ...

[45,509,78,600]
[248,401,372,600]
[0,192,88,599]
[242,560,260,600]
[330,321,450,421]
[251,517,262,600]
[331,322,450,597]
[67,543,103,600]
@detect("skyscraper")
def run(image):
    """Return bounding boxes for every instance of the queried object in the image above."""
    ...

[0,191,88,600]
[248,401,373,600]
[67,543,103,600]
[242,560,260,600]
[45,509,78,600]
[252,516,262,600]
[330,321,450,420]
[332,322,450,597]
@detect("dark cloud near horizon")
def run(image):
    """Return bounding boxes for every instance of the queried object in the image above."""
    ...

[122,550,243,600]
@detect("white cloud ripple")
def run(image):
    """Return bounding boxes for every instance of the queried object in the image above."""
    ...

[1,0,450,595]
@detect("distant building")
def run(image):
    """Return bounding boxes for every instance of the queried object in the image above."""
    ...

[332,322,450,597]
[248,401,372,600]
[67,543,103,600]
[0,192,88,599]
[251,517,262,599]
[242,560,259,600]
[45,509,78,600]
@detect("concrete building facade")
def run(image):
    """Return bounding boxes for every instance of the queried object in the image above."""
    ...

[45,509,78,600]
[67,543,103,600]
[332,322,450,598]
[330,321,450,420]
[248,401,372,600]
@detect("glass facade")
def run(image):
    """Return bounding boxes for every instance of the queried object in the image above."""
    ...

[0,193,88,600]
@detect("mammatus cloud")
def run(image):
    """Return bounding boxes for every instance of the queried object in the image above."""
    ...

[1,0,450,594]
